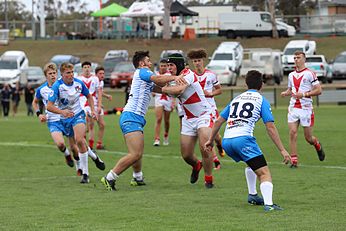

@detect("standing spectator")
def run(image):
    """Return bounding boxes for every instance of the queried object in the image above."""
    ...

[1,83,12,118]
[24,84,35,116]
[11,82,21,117]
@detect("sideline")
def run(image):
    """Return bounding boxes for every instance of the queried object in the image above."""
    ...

[1,141,345,171]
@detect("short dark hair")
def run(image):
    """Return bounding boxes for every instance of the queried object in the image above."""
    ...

[81,61,92,67]
[132,51,150,68]
[95,66,104,74]
[245,70,263,90]
[294,50,306,57]
[187,49,207,59]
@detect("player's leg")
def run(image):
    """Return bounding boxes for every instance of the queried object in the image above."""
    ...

[288,121,299,167]
[180,134,201,184]
[197,127,214,188]
[50,131,74,168]
[130,158,146,186]
[303,126,325,161]
[68,136,81,175]
[162,109,171,145]
[96,114,106,150]
[153,106,163,146]
[88,116,95,150]
[73,123,90,183]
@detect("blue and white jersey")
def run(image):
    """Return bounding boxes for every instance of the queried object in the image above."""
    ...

[220,90,274,139]
[35,82,60,122]
[48,78,89,119]
[123,68,155,116]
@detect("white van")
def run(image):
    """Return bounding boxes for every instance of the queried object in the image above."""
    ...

[0,50,29,86]
[208,42,243,76]
[282,40,316,74]
[218,11,296,39]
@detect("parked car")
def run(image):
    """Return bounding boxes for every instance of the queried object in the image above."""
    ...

[110,61,135,88]
[20,66,46,88]
[104,50,129,60]
[208,42,243,76]
[282,40,316,75]
[241,48,283,85]
[160,50,186,61]
[305,55,332,83]
[50,54,80,77]
[330,51,346,79]
[0,50,29,86]
[206,64,237,86]
[73,62,99,77]
[103,50,129,87]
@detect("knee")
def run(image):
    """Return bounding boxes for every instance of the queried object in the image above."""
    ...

[99,122,105,130]
[304,135,314,144]
[289,129,298,139]
[56,142,65,151]
[156,117,162,124]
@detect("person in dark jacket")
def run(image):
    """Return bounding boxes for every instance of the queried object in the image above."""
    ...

[1,83,12,118]
[11,82,21,117]
[24,84,35,116]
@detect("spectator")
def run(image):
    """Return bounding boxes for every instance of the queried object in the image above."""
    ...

[11,82,21,117]
[1,83,11,118]
[24,84,35,116]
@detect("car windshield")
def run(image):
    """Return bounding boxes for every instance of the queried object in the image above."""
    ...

[104,58,122,70]
[306,57,323,62]
[24,69,43,76]
[0,60,18,69]
[113,63,135,72]
[207,65,226,71]
[334,55,346,63]
[213,53,233,60]
[284,48,303,55]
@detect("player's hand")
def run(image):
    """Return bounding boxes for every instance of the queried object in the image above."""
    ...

[281,150,291,165]
[204,90,212,97]
[204,140,214,152]
[91,111,98,121]
[97,106,102,115]
[291,92,303,99]
[62,110,74,118]
[280,91,289,97]
[39,114,47,123]
[174,75,187,85]
[107,95,112,101]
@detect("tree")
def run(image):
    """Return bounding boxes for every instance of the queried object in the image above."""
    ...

[163,0,173,40]
[44,0,91,20]
[0,0,31,21]
[268,0,278,38]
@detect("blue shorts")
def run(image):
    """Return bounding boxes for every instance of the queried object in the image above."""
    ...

[119,111,146,135]
[222,136,263,162]
[47,120,72,137]
[61,111,86,137]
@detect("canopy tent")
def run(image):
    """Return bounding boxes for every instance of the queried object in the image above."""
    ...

[170,1,199,17]
[121,2,164,39]
[91,3,128,17]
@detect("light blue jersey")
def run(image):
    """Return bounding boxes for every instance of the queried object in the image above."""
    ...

[48,78,89,119]
[123,68,154,117]
[220,90,274,139]
[35,82,60,122]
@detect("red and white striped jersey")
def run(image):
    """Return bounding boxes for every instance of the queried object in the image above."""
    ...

[288,68,320,109]
[178,69,212,119]
[77,74,100,107]
[194,69,220,109]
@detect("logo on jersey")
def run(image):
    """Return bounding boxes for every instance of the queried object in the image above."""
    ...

[60,98,69,105]
[75,86,81,93]
[49,91,54,97]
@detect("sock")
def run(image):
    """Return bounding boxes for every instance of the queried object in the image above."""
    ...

[193,160,202,170]
[260,181,273,206]
[89,139,94,149]
[164,132,168,138]
[61,147,70,157]
[133,171,143,181]
[245,167,257,195]
[204,175,213,184]
[106,170,119,181]
[313,138,321,151]
[213,153,219,162]
[79,152,89,175]
[87,146,97,160]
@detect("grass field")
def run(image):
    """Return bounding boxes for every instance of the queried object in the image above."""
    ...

[0,105,345,230]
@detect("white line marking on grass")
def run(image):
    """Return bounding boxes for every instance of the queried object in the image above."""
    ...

[1,141,346,171]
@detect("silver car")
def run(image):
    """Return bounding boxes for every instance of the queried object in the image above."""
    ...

[20,66,46,88]
[330,51,346,79]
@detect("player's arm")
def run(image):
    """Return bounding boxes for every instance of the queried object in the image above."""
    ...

[205,84,222,98]
[139,68,185,87]
[102,92,112,101]
[265,122,291,164]
[152,85,162,94]
[97,87,102,114]
[161,82,188,96]
[204,116,226,152]
[32,96,46,122]
[280,87,292,97]
[47,101,74,118]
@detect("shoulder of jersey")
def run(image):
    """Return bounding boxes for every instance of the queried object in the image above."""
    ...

[181,68,192,75]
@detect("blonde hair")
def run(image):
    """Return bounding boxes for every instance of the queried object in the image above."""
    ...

[60,62,74,74]
[43,62,57,76]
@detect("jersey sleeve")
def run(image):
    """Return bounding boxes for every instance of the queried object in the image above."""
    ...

[139,68,154,82]
[48,83,59,102]
[35,87,42,99]
[211,72,220,86]
[309,70,320,86]
[220,103,231,120]
[260,97,274,123]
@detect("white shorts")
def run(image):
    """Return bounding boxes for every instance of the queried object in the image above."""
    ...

[181,114,213,136]
[84,105,104,117]
[211,108,219,122]
[155,97,173,112]
[288,107,314,127]
[176,103,184,117]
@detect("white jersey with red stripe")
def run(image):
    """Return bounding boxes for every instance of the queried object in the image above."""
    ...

[194,69,219,110]
[154,71,173,107]
[77,74,100,108]
[288,68,320,109]
[178,69,212,119]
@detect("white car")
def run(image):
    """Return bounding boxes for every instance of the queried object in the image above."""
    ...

[305,55,332,84]
[206,64,237,86]
[104,50,129,60]
[0,50,29,86]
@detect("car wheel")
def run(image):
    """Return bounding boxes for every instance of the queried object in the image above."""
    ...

[327,78,333,84]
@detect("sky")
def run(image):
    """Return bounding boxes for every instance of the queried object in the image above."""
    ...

[21,0,101,12]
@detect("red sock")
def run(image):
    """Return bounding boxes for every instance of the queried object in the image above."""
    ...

[164,132,168,138]
[314,139,321,151]
[193,160,202,171]
[204,175,213,184]
[213,154,219,162]
[89,139,94,149]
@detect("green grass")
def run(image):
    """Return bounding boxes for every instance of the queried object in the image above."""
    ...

[0,105,345,230]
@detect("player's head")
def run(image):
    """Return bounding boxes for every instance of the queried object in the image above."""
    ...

[133,51,152,68]
[60,62,74,84]
[81,61,92,76]
[294,50,306,68]
[245,70,263,90]
[187,49,207,70]
[158,59,168,74]
[95,66,105,81]
[167,53,186,75]
[43,62,58,84]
